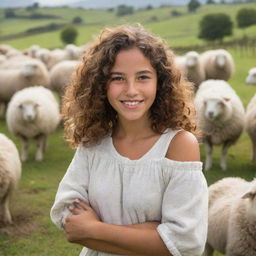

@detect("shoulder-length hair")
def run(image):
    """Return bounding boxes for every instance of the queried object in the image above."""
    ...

[62,24,198,148]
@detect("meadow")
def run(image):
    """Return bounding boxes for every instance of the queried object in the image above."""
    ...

[0,3,256,256]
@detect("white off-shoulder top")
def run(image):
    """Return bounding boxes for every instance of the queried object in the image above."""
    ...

[50,129,208,256]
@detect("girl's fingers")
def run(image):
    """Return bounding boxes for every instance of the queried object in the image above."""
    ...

[68,205,83,215]
[74,199,90,210]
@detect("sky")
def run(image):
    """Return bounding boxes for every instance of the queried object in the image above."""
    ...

[37,0,81,6]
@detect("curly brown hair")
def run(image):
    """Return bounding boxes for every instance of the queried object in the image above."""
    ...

[62,24,198,148]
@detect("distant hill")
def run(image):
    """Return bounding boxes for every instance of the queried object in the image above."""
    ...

[0,0,244,9]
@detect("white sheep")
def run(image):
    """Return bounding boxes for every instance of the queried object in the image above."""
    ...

[6,86,60,162]
[49,60,80,96]
[245,93,256,162]
[0,59,50,108]
[245,67,256,85]
[0,133,21,224]
[174,51,205,88]
[201,49,235,81]
[195,80,245,171]
[205,177,256,256]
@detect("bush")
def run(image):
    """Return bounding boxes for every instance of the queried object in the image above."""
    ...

[116,5,134,16]
[236,8,256,29]
[199,13,233,42]
[4,8,16,18]
[171,10,182,17]
[72,16,83,24]
[188,0,201,12]
[60,26,78,45]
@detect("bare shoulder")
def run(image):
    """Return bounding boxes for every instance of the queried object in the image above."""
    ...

[166,130,200,162]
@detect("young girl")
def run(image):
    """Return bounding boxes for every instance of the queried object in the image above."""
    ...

[51,24,208,256]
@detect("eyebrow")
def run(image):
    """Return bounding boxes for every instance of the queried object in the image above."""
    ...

[110,70,153,76]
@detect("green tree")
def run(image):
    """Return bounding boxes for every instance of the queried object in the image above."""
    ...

[236,8,256,29]
[116,5,134,16]
[72,16,83,24]
[198,13,233,43]
[4,8,16,18]
[188,0,201,12]
[206,0,215,4]
[60,26,78,45]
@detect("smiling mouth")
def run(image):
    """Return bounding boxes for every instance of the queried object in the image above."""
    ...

[120,100,144,106]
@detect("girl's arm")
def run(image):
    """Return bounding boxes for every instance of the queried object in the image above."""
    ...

[65,201,169,256]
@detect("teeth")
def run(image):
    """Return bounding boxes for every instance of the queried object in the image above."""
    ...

[122,101,140,106]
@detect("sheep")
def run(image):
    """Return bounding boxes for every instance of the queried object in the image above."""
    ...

[0,133,21,225]
[49,60,80,96]
[194,80,245,171]
[245,93,256,162]
[6,86,60,162]
[201,49,235,81]
[174,51,206,88]
[245,67,256,85]
[205,177,256,256]
[0,59,50,109]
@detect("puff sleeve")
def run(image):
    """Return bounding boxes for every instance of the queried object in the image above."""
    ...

[157,161,208,256]
[50,145,90,229]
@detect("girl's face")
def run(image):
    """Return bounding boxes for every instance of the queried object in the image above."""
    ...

[107,47,157,124]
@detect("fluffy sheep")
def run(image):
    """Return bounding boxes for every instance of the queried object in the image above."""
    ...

[195,80,245,171]
[201,49,235,81]
[6,86,60,162]
[245,93,256,162]
[174,51,205,88]
[205,177,256,256]
[0,59,50,108]
[0,133,21,224]
[245,67,256,85]
[49,60,80,96]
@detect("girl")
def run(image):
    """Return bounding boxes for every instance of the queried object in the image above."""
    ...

[51,24,208,256]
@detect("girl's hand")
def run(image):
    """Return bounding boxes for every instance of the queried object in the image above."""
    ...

[64,199,100,242]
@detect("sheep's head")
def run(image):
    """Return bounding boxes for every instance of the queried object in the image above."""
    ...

[203,97,232,122]
[18,101,39,122]
[21,63,37,78]
[246,67,256,85]
[242,181,256,216]
[215,53,227,69]
[185,51,199,68]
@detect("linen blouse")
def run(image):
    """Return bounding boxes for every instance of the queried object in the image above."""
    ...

[50,129,208,256]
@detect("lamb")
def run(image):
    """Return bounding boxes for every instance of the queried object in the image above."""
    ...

[0,133,21,224]
[245,93,256,162]
[245,67,256,85]
[6,86,60,162]
[194,80,245,171]
[205,177,256,256]
[174,51,205,88]
[49,60,80,96]
[0,59,50,109]
[201,49,235,81]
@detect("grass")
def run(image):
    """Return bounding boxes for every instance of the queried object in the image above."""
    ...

[0,3,256,256]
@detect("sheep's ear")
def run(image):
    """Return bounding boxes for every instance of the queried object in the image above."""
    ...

[223,97,230,102]
[242,191,256,200]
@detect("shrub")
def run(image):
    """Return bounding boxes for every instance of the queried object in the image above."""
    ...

[60,26,78,45]
[188,0,201,12]
[72,16,83,24]
[236,8,256,29]
[116,5,134,16]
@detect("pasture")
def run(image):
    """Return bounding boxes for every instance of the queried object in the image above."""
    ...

[0,3,256,256]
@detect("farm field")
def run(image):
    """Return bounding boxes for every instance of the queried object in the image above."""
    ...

[0,3,256,256]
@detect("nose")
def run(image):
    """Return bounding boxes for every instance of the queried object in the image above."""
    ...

[208,111,214,118]
[125,79,138,97]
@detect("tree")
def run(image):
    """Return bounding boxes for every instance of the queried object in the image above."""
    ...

[4,8,16,18]
[116,5,134,16]
[206,0,215,4]
[60,26,78,45]
[72,16,83,24]
[198,13,233,43]
[188,0,201,12]
[236,8,256,29]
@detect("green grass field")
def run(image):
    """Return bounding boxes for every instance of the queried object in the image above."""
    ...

[0,3,256,256]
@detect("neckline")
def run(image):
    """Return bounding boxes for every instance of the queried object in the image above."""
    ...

[110,129,169,161]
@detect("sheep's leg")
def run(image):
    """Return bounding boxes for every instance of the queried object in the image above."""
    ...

[204,243,214,256]
[20,136,29,162]
[1,194,12,225]
[43,135,48,152]
[204,139,213,171]
[220,141,231,171]
[35,134,46,161]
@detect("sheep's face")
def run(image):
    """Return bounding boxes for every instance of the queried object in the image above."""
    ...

[215,54,227,69]
[242,183,256,216]
[204,97,231,121]
[19,102,39,122]
[246,68,256,85]
[21,63,37,78]
[185,52,199,68]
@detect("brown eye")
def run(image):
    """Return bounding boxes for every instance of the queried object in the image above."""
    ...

[110,76,123,81]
